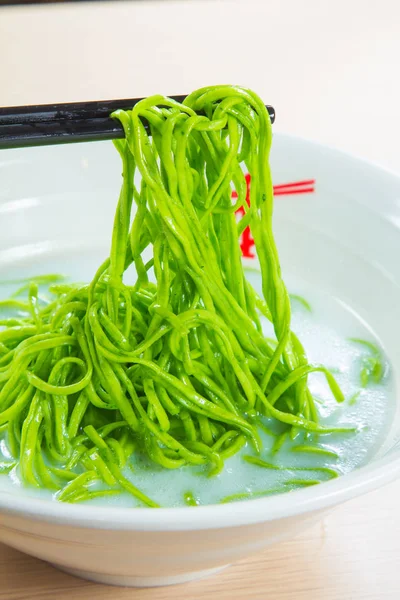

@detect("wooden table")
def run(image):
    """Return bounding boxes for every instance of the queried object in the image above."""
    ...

[1,478,399,599]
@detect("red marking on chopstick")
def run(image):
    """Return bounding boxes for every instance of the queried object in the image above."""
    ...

[273,179,315,192]
[233,176,315,258]
[274,186,315,196]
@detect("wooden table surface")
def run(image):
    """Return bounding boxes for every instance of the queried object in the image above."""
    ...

[1,478,399,599]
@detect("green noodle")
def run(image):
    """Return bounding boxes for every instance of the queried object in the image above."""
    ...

[289,294,312,313]
[0,86,347,506]
[243,455,339,479]
[183,491,200,506]
[291,444,339,459]
[348,338,385,387]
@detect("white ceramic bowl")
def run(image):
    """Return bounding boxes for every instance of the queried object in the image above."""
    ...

[0,134,400,587]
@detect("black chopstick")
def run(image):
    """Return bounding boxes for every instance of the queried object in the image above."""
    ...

[0,96,275,150]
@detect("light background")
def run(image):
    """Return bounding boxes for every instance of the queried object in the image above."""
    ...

[1,0,400,171]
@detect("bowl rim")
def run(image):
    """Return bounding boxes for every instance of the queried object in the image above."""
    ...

[0,132,400,531]
[1,449,400,530]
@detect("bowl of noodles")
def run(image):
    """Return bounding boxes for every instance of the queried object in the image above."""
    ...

[0,87,399,586]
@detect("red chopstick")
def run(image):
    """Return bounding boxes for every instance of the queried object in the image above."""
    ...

[273,179,315,195]
[232,178,316,199]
